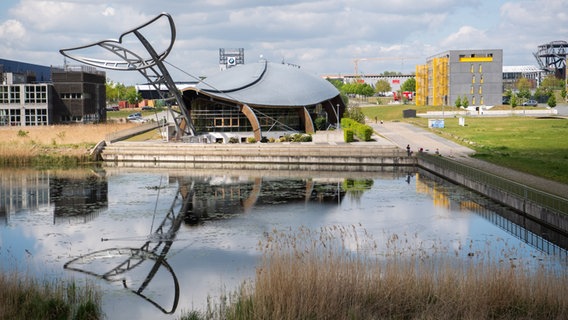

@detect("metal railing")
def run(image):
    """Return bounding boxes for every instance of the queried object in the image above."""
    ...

[418,153,568,216]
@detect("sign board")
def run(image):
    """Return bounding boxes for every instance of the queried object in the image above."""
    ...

[428,119,445,128]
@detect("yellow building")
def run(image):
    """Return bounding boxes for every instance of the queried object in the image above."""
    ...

[415,50,503,107]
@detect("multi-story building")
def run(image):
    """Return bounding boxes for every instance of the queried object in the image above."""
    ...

[502,65,543,91]
[0,59,53,126]
[0,59,106,126]
[51,65,106,123]
[415,49,503,107]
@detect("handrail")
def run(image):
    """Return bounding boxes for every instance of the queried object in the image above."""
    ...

[418,153,568,216]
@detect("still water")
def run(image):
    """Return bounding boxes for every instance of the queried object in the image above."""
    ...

[1,166,567,319]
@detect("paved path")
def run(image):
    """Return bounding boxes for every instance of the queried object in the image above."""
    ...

[369,121,568,199]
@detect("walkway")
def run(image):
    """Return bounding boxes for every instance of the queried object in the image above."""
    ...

[370,121,568,199]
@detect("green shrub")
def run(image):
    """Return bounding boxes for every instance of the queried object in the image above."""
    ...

[246,137,257,143]
[291,133,312,142]
[228,137,239,144]
[314,117,327,131]
[17,130,29,137]
[341,118,373,141]
[344,128,354,142]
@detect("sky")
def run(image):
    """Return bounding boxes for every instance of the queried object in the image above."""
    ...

[1,0,567,85]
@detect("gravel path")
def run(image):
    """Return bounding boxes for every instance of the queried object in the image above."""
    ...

[370,120,568,199]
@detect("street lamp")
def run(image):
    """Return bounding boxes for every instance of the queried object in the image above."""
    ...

[336,104,340,130]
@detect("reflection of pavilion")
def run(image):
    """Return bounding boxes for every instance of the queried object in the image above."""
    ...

[0,169,107,225]
[180,176,346,223]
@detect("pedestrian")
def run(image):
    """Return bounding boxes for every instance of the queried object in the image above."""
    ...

[435,148,440,156]
[374,116,378,123]
[406,144,411,156]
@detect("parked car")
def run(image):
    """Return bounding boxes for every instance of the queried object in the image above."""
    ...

[127,112,143,121]
[522,100,538,106]
[106,105,119,111]
[141,106,155,111]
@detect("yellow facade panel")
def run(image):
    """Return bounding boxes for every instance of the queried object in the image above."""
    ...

[459,57,493,62]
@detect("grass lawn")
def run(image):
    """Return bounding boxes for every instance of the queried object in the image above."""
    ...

[360,104,568,184]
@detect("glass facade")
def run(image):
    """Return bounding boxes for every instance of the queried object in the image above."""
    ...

[191,102,306,134]
[0,84,49,126]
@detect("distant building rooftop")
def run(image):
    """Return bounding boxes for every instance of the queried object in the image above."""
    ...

[502,65,542,73]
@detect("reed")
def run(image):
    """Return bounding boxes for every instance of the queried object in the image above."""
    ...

[0,270,101,320]
[0,123,138,166]
[190,225,568,320]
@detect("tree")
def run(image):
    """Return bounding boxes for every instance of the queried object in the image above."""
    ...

[344,106,365,124]
[455,95,462,108]
[510,94,518,108]
[515,77,532,92]
[401,78,416,92]
[374,79,391,95]
[342,82,374,97]
[548,94,557,108]
[106,80,127,103]
[462,96,469,108]
[515,77,532,102]
[326,78,344,91]
[125,87,142,105]
[541,74,563,91]
[382,71,402,76]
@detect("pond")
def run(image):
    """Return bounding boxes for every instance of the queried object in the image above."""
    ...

[1,166,566,319]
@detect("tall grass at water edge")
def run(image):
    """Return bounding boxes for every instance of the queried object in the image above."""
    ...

[183,225,568,320]
[0,270,101,320]
[0,123,138,166]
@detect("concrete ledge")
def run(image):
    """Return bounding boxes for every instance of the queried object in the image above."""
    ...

[100,141,413,167]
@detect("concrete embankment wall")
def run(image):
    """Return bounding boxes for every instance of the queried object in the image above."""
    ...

[418,154,568,235]
[100,142,414,169]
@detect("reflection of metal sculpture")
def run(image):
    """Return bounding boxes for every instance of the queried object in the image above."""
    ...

[59,13,195,139]
[64,182,194,314]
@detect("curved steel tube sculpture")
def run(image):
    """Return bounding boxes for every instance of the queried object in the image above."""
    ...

[60,12,195,138]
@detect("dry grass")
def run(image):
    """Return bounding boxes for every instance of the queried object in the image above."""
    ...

[0,270,101,320]
[199,225,568,320]
[0,123,138,165]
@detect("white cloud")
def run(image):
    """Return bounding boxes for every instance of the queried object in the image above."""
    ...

[441,26,488,49]
[0,19,26,41]
[1,0,566,83]
[102,6,115,17]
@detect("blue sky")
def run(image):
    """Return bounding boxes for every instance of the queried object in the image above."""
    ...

[1,0,567,84]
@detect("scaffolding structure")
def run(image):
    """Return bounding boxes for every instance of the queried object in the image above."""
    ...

[534,40,568,79]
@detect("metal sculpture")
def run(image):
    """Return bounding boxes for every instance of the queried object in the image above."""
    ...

[59,13,195,139]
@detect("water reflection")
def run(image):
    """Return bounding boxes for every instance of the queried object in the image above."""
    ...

[0,167,566,319]
[417,169,568,256]
[64,179,187,314]
[0,169,107,226]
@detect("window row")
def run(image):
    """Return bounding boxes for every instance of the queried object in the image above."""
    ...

[61,93,83,100]
[0,85,48,104]
[0,108,49,126]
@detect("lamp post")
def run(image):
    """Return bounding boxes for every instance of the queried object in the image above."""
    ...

[336,104,340,130]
